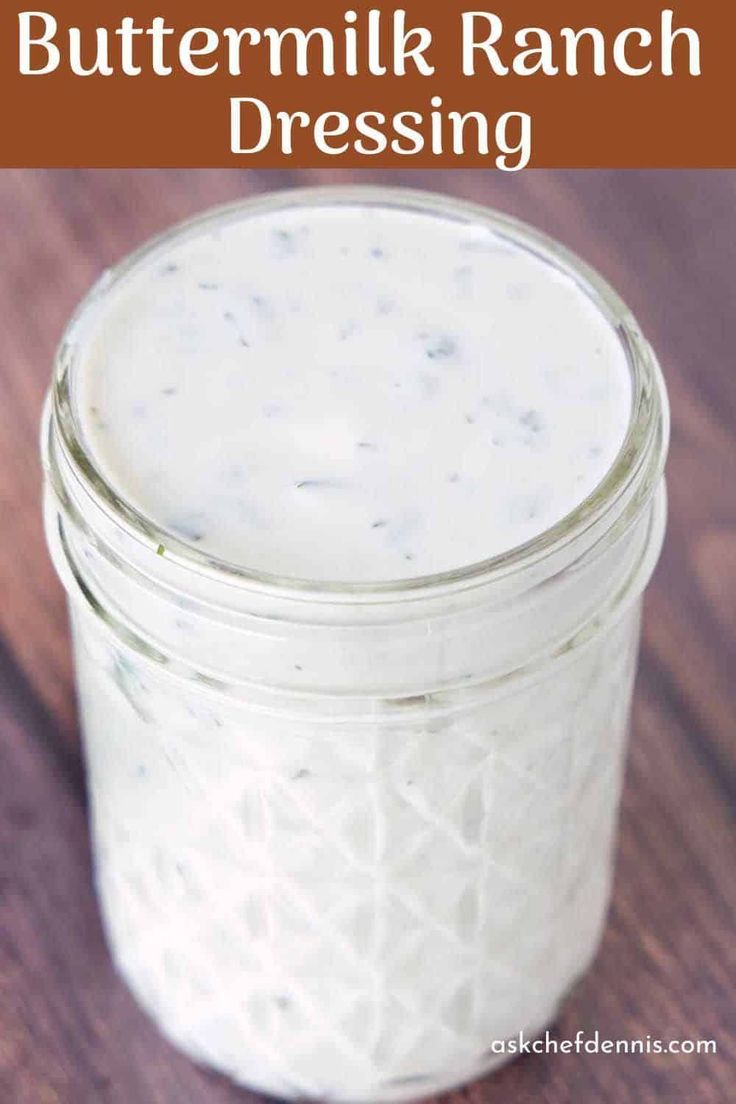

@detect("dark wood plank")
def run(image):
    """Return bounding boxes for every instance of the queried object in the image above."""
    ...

[1,169,734,1103]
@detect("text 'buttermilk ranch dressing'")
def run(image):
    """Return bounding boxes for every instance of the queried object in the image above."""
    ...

[42,190,667,1103]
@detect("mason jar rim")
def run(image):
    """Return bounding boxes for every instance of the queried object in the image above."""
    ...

[50,184,669,600]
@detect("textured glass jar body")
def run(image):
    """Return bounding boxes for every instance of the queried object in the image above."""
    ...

[71,595,642,1100]
[42,189,669,1101]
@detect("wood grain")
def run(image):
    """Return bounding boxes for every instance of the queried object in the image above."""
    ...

[0,169,734,1103]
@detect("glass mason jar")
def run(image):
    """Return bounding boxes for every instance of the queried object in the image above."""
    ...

[41,189,669,1102]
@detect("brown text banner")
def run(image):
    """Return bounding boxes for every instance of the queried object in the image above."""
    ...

[0,1,729,168]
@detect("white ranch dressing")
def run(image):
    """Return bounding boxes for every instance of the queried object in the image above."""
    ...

[78,200,631,581]
[42,192,669,1102]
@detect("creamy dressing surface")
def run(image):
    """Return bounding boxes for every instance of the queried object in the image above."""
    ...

[78,201,631,581]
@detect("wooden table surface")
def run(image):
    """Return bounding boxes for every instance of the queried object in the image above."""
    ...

[0,169,734,1104]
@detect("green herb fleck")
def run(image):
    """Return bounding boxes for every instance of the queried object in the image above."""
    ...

[426,334,457,360]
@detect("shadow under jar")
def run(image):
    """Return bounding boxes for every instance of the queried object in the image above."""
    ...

[42,187,669,1101]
